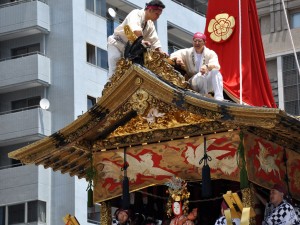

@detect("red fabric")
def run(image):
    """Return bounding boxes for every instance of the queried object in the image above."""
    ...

[204,0,277,107]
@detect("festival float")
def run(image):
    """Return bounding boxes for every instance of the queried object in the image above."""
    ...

[8,0,300,224]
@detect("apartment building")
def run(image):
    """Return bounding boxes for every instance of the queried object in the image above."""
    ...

[256,0,300,115]
[0,0,206,224]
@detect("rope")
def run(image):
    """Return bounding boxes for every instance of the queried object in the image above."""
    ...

[199,137,212,166]
[280,0,300,77]
[239,0,243,104]
[283,148,291,196]
[136,190,242,203]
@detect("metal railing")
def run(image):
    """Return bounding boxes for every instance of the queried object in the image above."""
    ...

[0,105,40,115]
[0,51,45,62]
[0,162,23,170]
[171,0,207,17]
[0,0,48,9]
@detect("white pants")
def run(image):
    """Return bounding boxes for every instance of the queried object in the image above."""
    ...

[189,70,224,101]
[107,44,122,81]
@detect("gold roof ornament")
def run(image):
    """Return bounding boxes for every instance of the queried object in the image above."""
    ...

[165,177,190,217]
[63,214,80,225]
[223,191,243,218]
[223,191,255,221]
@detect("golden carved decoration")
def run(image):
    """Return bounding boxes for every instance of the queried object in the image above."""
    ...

[100,201,112,225]
[95,122,226,149]
[184,103,223,120]
[124,25,137,43]
[128,89,151,115]
[208,13,235,43]
[135,77,143,85]
[102,58,133,96]
[242,187,256,225]
[144,49,188,88]
[123,88,172,116]
[110,104,211,137]
[234,117,277,129]
[247,128,300,151]
[63,214,80,225]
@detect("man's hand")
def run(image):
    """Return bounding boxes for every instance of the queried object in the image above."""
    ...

[200,64,208,75]
[173,57,184,66]
[170,57,185,68]
[142,40,151,47]
[155,47,169,57]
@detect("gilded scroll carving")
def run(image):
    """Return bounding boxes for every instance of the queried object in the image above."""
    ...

[102,59,133,96]
[143,49,188,89]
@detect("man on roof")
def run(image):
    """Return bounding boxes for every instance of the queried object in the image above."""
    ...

[170,32,224,101]
[107,0,165,81]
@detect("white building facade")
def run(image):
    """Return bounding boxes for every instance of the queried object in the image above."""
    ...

[0,0,206,224]
[256,0,300,115]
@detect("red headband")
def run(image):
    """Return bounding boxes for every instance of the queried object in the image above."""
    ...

[193,32,206,41]
[146,5,163,10]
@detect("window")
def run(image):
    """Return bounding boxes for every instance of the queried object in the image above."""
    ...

[8,204,25,224]
[172,0,207,16]
[97,48,108,69]
[168,43,181,55]
[28,201,46,223]
[107,19,121,37]
[86,0,106,17]
[87,204,100,224]
[87,96,96,110]
[291,12,300,29]
[167,23,193,53]
[0,206,5,225]
[11,96,41,111]
[2,201,46,225]
[86,43,108,69]
[11,44,40,58]
[87,43,96,65]
[282,53,300,115]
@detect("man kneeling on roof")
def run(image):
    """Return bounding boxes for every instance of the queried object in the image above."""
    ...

[170,32,224,101]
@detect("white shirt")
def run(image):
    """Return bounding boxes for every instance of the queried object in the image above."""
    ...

[108,9,161,52]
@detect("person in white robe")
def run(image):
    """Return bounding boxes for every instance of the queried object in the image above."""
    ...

[170,32,224,101]
[107,0,165,81]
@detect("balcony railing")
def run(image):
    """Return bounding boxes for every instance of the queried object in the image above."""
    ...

[0,107,52,144]
[0,0,50,40]
[171,0,207,17]
[0,52,50,92]
[0,51,45,62]
[0,105,40,116]
[0,162,23,170]
[0,0,48,9]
